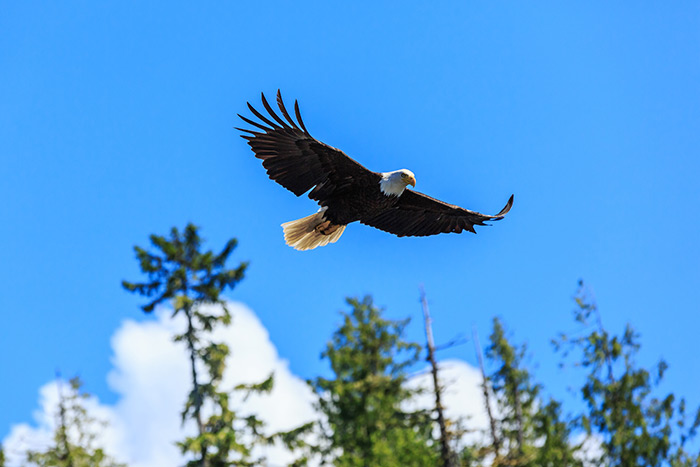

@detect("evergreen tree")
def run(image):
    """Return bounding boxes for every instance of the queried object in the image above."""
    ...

[309,296,439,466]
[123,224,272,466]
[554,281,700,467]
[25,377,125,467]
[485,318,581,467]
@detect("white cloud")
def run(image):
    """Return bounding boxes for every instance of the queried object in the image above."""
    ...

[3,302,488,467]
[573,432,605,467]
[3,302,318,467]
[2,379,125,465]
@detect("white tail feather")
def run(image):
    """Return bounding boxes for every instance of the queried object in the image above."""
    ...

[281,211,346,251]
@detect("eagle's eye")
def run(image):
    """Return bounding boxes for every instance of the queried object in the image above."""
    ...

[401,173,408,179]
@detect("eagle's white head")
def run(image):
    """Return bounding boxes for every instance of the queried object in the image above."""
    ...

[379,169,416,196]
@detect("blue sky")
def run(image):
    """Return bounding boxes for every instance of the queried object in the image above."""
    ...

[1,0,699,443]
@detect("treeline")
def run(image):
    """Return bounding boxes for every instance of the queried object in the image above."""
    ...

[3,225,699,467]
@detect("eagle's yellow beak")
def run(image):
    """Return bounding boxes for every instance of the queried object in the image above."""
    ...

[408,176,416,188]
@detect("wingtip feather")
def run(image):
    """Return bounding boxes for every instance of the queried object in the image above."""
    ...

[261,91,291,129]
[492,194,514,219]
[276,90,301,130]
[294,100,310,135]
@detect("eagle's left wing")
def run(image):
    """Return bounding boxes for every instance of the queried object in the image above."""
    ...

[361,190,514,237]
[236,91,379,201]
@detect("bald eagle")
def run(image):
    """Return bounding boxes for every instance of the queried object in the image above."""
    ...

[237,91,513,251]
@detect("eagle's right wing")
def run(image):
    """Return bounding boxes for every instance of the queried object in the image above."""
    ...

[361,190,514,237]
[237,91,379,201]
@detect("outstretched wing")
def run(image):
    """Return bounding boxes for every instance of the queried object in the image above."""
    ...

[361,191,514,237]
[237,91,379,201]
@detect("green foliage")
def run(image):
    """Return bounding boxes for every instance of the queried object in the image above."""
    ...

[486,317,540,464]
[531,399,584,467]
[122,224,246,314]
[123,224,271,466]
[309,296,439,466]
[25,377,125,467]
[484,319,581,467]
[554,281,700,467]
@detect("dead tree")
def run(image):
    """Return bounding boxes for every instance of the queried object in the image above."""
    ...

[419,286,455,467]
[472,327,501,459]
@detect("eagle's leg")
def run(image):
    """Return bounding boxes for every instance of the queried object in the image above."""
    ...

[315,220,341,236]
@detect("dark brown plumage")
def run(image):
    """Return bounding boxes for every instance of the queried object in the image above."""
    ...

[237,91,513,250]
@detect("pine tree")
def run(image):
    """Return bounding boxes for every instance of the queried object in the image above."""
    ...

[309,296,439,466]
[485,318,581,467]
[25,377,125,467]
[123,224,272,466]
[554,281,700,467]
